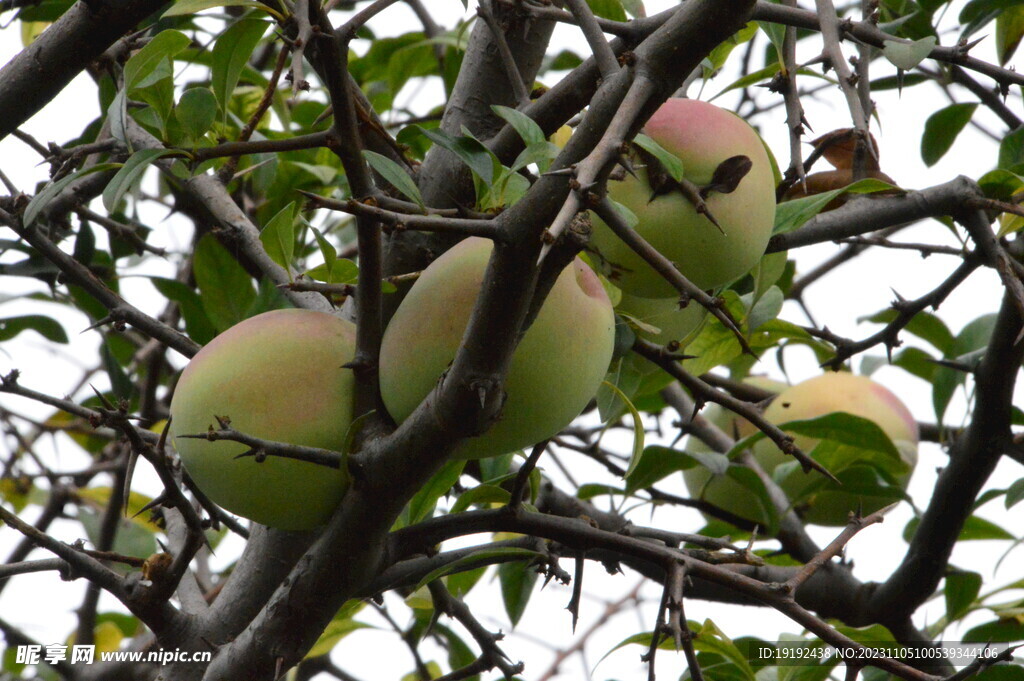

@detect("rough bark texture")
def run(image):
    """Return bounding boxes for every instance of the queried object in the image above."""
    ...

[0,0,169,141]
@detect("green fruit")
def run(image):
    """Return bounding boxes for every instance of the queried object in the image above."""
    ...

[617,290,708,396]
[170,309,355,531]
[617,290,707,346]
[684,373,918,527]
[379,237,616,459]
[758,373,918,526]
[590,98,776,297]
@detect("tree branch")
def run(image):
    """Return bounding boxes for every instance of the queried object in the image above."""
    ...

[867,291,1024,621]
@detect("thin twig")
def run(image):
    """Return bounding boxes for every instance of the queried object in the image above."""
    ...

[218,43,291,182]
[301,192,501,238]
[632,339,834,482]
[177,422,343,469]
[508,439,548,510]
[810,257,980,368]
[1,219,199,358]
[784,504,891,592]
[428,580,525,680]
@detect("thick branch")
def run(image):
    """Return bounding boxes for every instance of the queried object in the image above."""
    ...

[0,0,168,141]
[868,291,1024,620]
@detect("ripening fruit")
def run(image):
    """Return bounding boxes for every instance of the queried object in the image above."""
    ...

[684,373,918,526]
[589,98,777,297]
[550,124,573,149]
[757,372,918,525]
[379,237,616,459]
[170,309,355,531]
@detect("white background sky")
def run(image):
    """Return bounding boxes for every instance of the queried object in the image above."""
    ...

[0,1,1022,679]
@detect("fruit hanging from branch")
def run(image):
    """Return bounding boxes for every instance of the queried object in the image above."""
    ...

[684,372,918,526]
[589,98,777,297]
[170,309,356,531]
[379,237,616,459]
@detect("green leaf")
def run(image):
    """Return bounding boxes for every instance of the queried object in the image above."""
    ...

[601,380,645,477]
[726,411,901,468]
[192,233,256,332]
[586,0,627,21]
[449,484,511,514]
[413,548,540,592]
[978,168,1024,200]
[309,226,340,283]
[609,198,638,228]
[774,178,896,234]
[415,126,496,184]
[963,617,1024,643]
[1007,478,1024,509]
[946,570,983,622]
[921,103,977,167]
[0,315,68,343]
[102,148,181,212]
[712,63,782,101]
[498,559,538,627]
[362,150,424,211]
[288,161,338,185]
[162,0,281,19]
[79,506,156,570]
[176,87,218,143]
[619,0,644,18]
[601,620,755,681]
[634,132,684,182]
[386,38,440,97]
[134,75,176,137]
[753,251,788,302]
[306,601,368,658]
[23,163,120,227]
[150,277,216,346]
[881,36,937,70]
[861,308,954,355]
[510,140,559,173]
[447,566,487,600]
[597,356,642,421]
[888,347,939,382]
[999,126,1024,170]
[101,338,134,401]
[124,30,190,91]
[961,0,1022,22]
[305,258,359,284]
[432,623,477,676]
[625,445,699,493]
[211,19,268,122]
[693,620,757,681]
[747,285,784,331]
[997,5,1024,64]
[107,88,129,146]
[259,202,297,274]
[73,220,95,268]
[904,514,1017,543]
[405,459,465,525]
[933,314,997,422]
[491,105,546,146]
